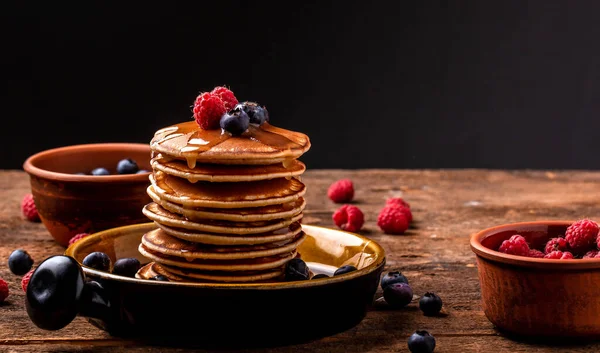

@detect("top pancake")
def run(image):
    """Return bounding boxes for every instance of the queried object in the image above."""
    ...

[150,121,311,166]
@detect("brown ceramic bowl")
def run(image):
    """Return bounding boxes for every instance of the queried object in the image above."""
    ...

[23,143,152,247]
[470,220,600,340]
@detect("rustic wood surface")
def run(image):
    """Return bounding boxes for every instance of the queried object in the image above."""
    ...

[2,169,600,352]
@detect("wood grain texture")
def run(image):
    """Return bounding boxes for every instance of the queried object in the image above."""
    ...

[2,169,600,352]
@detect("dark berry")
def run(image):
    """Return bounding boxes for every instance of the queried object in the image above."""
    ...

[239,102,269,125]
[116,158,139,174]
[407,330,436,353]
[419,292,443,316]
[8,249,34,275]
[220,106,250,136]
[333,265,357,276]
[91,167,110,176]
[381,271,409,290]
[82,252,111,272]
[150,275,169,281]
[383,282,413,308]
[285,258,310,281]
[312,274,329,279]
[112,258,141,278]
[136,169,149,174]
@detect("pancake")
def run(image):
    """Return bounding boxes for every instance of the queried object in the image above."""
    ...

[156,221,303,245]
[158,263,284,283]
[143,203,303,235]
[136,262,186,281]
[148,186,306,222]
[150,122,311,166]
[141,228,306,260]
[151,154,306,182]
[138,243,296,271]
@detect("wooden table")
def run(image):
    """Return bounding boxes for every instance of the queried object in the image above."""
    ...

[2,169,600,352]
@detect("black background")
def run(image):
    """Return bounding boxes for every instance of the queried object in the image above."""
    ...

[3,1,600,170]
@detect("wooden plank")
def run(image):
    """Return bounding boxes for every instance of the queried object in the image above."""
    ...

[2,169,600,352]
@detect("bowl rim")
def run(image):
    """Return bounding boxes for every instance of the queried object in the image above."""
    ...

[23,142,152,182]
[65,222,387,290]
[470,220,600,269]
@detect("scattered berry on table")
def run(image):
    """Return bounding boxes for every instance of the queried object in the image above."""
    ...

[0,278,8,303]
[383,282,413,308]
[527,249,545,258]
[8,249,34,275]
[239,101,269,125]
[312,274,329,279]
[583,250,600,259]
[112,258,141,278]
[386,197,410,209]
[220,106,250,136]
[565,219,599,254]
[498,235,530,256]
[193,91,227,130]
[285,258,310,281]
[381,271,409,290]
[211,86,239,110]
[68,233,90,246]
[21,194,40,222]
[91,167,110,176]
[332,205,364,232]
[150,274,169,281]
[334,265,357,276]
[544,237,568,254]
[408,330,436,353]
[419,292,443,316]
[82,252,111,272]
[544,251,573,259]
[21,269,34,292]
[116,158,139,174]
[327,179,354,203]
[377,206,410,235]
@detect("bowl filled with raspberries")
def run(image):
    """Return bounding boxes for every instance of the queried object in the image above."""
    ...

[23,143,152,247]
[470,219,600,340]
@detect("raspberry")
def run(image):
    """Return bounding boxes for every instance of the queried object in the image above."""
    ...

[544,237,568,254]
[332,205,364,232]
[498,235,530,256]
[377,206,410,235]
[327,179,354,203]
[192,92,227,130]
[583,250,600,259]
[21,194,40,222]
[565,219,599,254]
[68,232,90,246]
[544,251,573,259]
[21,269,34,292]
[386,197,410,209]
[528,249,545,258]
[0,278,8,303]
[211,86,239,110]
[388,204,412,223]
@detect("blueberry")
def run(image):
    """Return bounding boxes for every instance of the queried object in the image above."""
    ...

[91,167,110,176]
[419,292,443,316]
[220,106,250,136]
[136,169,149,174]
[150,274,169,281]
[285,258,310,281]
[312,274,329,279]
[82,252,111,272]
[381,271,409,290]
[383,282,413,308]
[407,330,436,353]
[334,265,357,276]
[112,258,141,278]
[116,158,139,174]
[239,102,269,125]
[8,249,34,275]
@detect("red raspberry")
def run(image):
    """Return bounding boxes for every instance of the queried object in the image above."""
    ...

[193,92,227,130]
[544,251,574,259]
[565,219,599,253]
[332,205,364,232]
[583,250,600,259]
[388,204,412,223]
[21,270,34,292]
[377,206,409,235]
[544,237,568,254]
[211,86,238,110]
[0,278,8,303]
[528,249,545,258]
[21,193,40,222]
[386,197,410,209]
[498,235,530,256]
[68,232,90,246]
[327,179,354,203]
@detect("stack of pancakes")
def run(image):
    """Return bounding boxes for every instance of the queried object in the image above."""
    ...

[137,121,311,282]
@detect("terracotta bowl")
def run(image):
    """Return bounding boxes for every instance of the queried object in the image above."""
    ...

[470,220,600,340]
[23,143,152,247]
